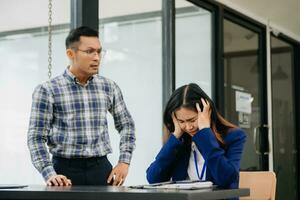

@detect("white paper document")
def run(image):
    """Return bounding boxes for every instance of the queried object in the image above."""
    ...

[235,91,252,114]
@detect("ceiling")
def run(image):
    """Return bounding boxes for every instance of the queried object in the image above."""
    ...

[216,0,300,41]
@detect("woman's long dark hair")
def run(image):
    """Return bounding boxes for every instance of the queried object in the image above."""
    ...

[163,83,236,145]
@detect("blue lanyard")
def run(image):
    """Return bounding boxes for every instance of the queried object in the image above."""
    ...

[192,144,206,180]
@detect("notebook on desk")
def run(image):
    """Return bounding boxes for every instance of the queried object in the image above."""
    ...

[0,184,28,189]
[129,180,214,190]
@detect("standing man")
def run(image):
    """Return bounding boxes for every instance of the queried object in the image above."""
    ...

[27,26,135,186]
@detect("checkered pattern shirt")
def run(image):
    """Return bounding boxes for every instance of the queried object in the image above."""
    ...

[27,68,136,181]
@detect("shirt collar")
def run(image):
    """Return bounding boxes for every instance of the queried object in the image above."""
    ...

[64,66,95,86]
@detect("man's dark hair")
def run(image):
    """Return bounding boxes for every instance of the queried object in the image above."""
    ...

[65,26,98,49]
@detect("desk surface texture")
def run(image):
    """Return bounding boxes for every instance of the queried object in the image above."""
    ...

[0,185,250,200]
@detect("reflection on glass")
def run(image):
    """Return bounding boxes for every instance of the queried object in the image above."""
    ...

[223,19,261,170]
[271,36,297,200]
[175,1,212,96]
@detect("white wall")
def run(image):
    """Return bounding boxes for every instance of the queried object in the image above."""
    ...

[0,0,70,32]
[216,0,300,42]
[0,0,209,32]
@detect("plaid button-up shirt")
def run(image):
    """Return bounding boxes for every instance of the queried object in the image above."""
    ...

[27,68,136,181]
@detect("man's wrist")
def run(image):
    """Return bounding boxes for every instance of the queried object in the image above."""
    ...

[119,151,132,165]
[41,166,57,181]
[118,162,129,166]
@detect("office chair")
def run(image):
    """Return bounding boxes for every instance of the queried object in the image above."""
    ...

[239,171,276,200]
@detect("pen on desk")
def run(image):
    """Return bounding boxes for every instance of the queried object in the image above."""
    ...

[173,180,204,184]
[149,181,173,186]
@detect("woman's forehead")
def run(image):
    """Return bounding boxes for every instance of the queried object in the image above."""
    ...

[175,107,197,120]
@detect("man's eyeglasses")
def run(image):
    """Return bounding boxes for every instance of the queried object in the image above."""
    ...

[74,48,106,58]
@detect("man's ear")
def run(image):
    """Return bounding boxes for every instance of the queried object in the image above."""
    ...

[66,48,75,59]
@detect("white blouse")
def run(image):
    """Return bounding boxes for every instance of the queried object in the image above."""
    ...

[187,142,206,180]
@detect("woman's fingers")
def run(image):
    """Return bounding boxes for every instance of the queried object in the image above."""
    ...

[196,103,201,112]
[197,99,211,131]
[172,112,180,125]
[172,112,184,138]
[201,98,210,113]
[172,112,176,121]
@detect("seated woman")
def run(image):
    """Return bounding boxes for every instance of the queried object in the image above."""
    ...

[146,83,246,190]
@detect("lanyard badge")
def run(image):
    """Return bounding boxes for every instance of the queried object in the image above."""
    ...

[192,142,206,180]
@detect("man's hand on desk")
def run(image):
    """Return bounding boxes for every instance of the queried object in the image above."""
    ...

[107,162,129,186]
[46,175,72,186]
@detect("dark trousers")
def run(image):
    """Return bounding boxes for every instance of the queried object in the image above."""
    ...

[53,156,112,185]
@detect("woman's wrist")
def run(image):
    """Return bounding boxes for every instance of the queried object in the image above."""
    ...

[198,124,210,131]
[173,131,182,139]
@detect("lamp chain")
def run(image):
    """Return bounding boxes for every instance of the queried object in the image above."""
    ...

[48,0,53,79]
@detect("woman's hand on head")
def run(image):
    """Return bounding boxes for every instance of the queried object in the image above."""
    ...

[172,112,184,138]
[196,98,211,131]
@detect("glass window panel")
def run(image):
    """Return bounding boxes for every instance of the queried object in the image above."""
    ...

[271,36,297,200]
[223,19,261,170]
[99,0,162,185]
[0,29,70,184]
[0,0,70,184]
[175,1,212,96]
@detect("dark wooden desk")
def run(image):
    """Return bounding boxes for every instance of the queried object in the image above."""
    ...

[0,185,249,200]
